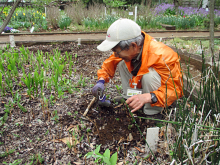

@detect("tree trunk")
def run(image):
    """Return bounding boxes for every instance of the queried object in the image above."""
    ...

[147,0,152,9]
[0,0,21,34]
[174,0,179,15]
[209,0,215,65]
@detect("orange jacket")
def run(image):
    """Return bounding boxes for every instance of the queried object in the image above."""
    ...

[97,31,183,107]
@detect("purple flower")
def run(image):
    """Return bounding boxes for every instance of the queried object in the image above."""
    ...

[154,3,220,17]
[3,26,13,33]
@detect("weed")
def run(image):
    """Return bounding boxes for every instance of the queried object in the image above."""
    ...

[85,144,118,165]
[29,153,44,165]
[51,110,59,124]
[0,149,15,158]
[67,112,72,116]
[3,159,22,165]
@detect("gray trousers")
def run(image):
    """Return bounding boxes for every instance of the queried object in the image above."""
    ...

[118,61,163,115]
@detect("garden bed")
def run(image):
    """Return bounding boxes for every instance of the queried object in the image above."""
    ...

[0,39,219,164]
[0,42,173,164]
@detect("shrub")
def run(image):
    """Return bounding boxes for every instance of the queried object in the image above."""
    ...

[46,7,60,29]
[65,2,105,25]
[24,22,32,28]
[58,17,71,29]
[65,1,86,25]
[203,18,219,28]
[42,20,48,30]
[164,8,176,15]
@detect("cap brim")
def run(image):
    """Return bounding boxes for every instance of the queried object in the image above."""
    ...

[97,40,120,51]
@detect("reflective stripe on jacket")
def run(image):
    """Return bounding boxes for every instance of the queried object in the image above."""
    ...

[97,31,183,107]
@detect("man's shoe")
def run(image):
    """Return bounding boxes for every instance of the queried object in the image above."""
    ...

[113,96,126,103]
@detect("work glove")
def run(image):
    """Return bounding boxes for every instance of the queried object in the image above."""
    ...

[98,95,111,107]
[92,80,105,97]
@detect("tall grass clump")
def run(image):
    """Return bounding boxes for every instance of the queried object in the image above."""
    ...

[65,1,87,25]
[58,16,72,30]
[121,41,220,164]
[161,43,219,164]
[46,6,60,29]
[65,1,105,26]
[83,15,119,30]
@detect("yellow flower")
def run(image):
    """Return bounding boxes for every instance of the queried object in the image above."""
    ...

[14,16,15,18]
[33,13,35,15]
[23,13,25,16]
[37,11,39,14]
[16,13,18,16]
[33,22,35,25]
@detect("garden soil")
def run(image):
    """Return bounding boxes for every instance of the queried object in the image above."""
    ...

[0,32,219,164]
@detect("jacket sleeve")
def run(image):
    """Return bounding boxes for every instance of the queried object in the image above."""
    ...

[97,53,122,83]
[148,41,183,107]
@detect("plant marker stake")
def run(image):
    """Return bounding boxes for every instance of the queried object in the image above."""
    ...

[30,26,34,33]
[83,97,96,116]
[9,35,15,48]
[77,38,81,46]
[145,127,159,154]
[134,6,137,22]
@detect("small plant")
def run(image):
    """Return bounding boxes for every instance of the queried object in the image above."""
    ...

[29,153,44,165]
[3,159,22,165]
[58,17,72,29]
[66,141,73,150]
[67,112,72,116]
[0,149,15,158]
[51,110,59,123]
[85,144,117,165]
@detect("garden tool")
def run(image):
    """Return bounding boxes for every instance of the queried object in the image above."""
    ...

[83,88,111,116]
[97,88,111,107]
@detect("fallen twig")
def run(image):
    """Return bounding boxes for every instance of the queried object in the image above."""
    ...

[83,97,96,116]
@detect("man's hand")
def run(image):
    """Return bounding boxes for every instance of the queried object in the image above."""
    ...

[126,93,152,113]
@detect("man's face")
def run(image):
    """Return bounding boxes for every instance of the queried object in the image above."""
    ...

[112,43,138,62]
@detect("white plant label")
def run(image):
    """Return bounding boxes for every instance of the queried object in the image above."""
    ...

[9,35,15,48]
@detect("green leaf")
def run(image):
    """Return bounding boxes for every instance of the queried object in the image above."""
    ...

[103,157,111,165]
[110,152,118,165]
[0,72,2,87]
[4,109,10,113]
[85,151,93,158]
[94,157,102,163]
[103,149,110,159]
[17,102,27,113]
[94,144,101,154]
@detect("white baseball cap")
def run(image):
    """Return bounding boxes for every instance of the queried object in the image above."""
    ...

[97,18,141,51]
